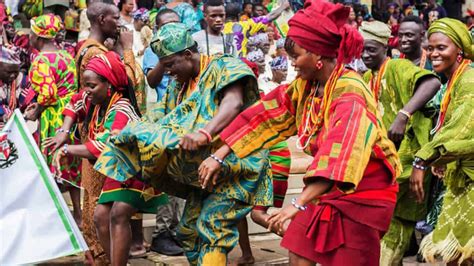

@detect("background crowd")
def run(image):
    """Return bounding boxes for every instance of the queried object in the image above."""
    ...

[0,0,473,265]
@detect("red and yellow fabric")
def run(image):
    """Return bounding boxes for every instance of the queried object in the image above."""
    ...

[63,90,167,212]
[30,14,62,39]
[29,50,81,187]
[220,70,401,264]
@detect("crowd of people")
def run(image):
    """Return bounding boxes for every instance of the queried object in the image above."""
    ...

[1,0,473,265]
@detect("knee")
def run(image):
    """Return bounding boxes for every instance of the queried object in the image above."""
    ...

[93,205,109,230]
[110,205,130,226]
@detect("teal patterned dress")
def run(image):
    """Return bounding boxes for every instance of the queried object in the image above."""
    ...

[94,55,272,207]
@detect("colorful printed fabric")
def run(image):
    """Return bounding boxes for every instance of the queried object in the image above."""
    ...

[363,58,437,221]
[29,50,81,186]
[0,72,34,130]
[176,190,253,265]
[94,55,272,207]
[21,0,42,19]
[224,16,270,56]
[63,90,166,211]
[270,56,288,70]
[0,46,21,65]
[132,8,149,22]
[220,71,401,263]
[416,68,474,264]
[248,33,269,46]
[267,141,291,208]
[170,2,201,34]
[220,71,401,190]
[247,49,265,62]
[428,18,474,61]
[30,14,62,39]
[150,22,195,59]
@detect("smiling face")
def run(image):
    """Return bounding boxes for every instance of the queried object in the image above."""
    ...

[398,21,423,55]
[427,32,461,75]
[362,39,387,70]
[83,70,110,105]
[122,0,134,13]
[160,50,195,84]
[286,40,318,81]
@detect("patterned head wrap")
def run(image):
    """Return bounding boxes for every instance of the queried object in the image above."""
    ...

[359,21,391,45]
[150,22,195,59]
[133,8,149,22]
[0,46,21,65]
[30,14,63,39]
[270,56,288,70]
[288,0,363,64]
[276,38,286,49]
[249,33,269,46]
[428,18,474,61]
[85,51,129,90]
[247,49,265,62]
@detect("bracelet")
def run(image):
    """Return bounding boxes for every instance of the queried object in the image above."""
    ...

[291,197,307,211]
[56,128,71,134]
[209,153,224,165]
[62,144,68,155]
[398,109,412,119]
[198,128,212,143]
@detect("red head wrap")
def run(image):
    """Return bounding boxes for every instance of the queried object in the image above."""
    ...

[287,0,363,64]
[85,51,129,90]
[241,58,260,78]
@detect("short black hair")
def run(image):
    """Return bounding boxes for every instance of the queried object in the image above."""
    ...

[204,0,224,13]
[225,3,241,20]
[87,2,115,23]
[155,8,179,26]
[401,15,424,27]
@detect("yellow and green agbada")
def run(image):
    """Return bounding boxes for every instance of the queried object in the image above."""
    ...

[417,18,474,264]
[94,23,272,265]
[359,20,440,264]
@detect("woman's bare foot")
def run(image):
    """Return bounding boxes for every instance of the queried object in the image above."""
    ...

[236,255,255,265]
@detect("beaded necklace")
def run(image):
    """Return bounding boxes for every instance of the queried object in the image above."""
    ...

[431,59,471,134]
[296,64,346,149]
[370,57,390,103]
[88,92,122,140]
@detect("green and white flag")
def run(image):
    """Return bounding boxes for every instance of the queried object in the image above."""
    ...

[0,110,88,265]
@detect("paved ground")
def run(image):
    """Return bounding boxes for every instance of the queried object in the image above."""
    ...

[40,232,446,266]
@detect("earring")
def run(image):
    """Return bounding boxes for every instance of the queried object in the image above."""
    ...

[107,87,112,97]
[316,60,323,70]
[457,53,463,63]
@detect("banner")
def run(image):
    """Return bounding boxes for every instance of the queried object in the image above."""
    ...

[0,110,88,265]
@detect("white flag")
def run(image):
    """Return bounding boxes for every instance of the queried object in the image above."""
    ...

[0,110,88,265]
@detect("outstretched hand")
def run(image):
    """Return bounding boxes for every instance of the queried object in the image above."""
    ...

[410,168,425,203]
[43,133,69,154]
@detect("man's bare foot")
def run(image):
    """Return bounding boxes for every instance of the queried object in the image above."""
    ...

[236,255,255,265]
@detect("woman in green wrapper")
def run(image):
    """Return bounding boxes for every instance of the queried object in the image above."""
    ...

[94,22,272,265]
[410,18,474,265]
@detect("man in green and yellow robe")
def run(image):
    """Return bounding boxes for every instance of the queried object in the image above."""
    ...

[94,23,272,265]
[359,21,442,265]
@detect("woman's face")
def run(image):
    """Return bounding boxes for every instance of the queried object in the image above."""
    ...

[244,4,252,15]
[259,40,271,55]
[427,32,460,74]
[286,41,318,81]
[83,70,110,105]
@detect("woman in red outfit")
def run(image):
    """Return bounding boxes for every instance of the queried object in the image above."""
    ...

[198,0,401,265]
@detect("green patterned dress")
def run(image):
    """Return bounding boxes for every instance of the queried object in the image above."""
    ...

[94,55,272,264]
[363,58,438,264]
[417,68,474,264]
